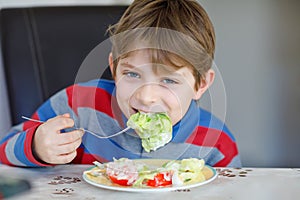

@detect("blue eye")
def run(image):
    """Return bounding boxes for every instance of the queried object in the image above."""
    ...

[124,71,140,78]
[162,78,178,84]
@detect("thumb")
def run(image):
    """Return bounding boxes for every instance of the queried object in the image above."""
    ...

[62,113,71,118]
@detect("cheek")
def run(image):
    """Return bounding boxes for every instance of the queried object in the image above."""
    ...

[115,77,134,97]
[116,85,130,99]
[161,90,183,118]
[165,89,194,124]
[115,79,139,114]
[170,96,190,113]
[165,86,194,107]
[165,93,180,108]
[115,79,131,104]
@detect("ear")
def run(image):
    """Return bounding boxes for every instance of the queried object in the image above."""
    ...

[108,52,114,77]
[193,69,215,100]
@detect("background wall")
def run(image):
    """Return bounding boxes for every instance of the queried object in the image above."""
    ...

[0,0,299,167]
[200,0,300,167]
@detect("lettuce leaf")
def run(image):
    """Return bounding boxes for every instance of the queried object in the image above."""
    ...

[127,112,172,152]
[163,158,206,185]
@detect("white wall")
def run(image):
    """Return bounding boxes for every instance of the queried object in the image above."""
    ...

[200,0,300,167]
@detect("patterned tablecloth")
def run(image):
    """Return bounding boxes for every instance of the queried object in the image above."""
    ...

[0,164,299,200]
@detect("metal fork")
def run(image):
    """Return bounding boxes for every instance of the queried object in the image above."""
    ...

[21,116,130,139]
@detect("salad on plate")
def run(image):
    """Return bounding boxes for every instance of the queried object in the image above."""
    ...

[83,157,211,189]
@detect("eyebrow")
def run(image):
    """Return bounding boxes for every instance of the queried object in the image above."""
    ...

[119,62,136,69]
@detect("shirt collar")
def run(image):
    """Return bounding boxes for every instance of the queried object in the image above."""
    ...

[171,100,200,142]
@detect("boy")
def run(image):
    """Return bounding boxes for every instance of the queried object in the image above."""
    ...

[0,0,241,167]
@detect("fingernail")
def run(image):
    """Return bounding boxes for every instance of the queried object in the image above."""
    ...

[62,113,70,118]
[79,128,85,135]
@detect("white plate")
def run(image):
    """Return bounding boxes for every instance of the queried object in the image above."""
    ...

[82,159,217,192]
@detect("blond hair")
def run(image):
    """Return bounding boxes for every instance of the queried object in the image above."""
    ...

[108,0,215,90]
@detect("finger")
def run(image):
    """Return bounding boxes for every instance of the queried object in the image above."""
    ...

[46,115,75,131]
[54,150,77,164]
[55,137,82,155]
[62,113,70,118]
[57,129,84,145]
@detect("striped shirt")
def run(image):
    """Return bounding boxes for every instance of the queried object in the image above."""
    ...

[0,79,241,167]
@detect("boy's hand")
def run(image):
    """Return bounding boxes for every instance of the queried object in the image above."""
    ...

[33,114,84,164]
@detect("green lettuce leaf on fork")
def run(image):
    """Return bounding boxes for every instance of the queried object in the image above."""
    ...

[126,112,172,152]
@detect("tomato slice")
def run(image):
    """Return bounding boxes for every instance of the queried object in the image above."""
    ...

[109,175,132,186]
[146,173,172,187]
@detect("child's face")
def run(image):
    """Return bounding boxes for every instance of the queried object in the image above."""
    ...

[110,50,207,125]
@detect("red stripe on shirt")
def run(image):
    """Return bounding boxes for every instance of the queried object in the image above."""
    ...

[23,112,42,131]
[186,126,239,167]
[66,85,113,117]
[71,147,84,164]
[0,141,12,166]
[81,153,108,164]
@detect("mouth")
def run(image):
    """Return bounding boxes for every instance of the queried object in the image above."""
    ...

[131,107,149,114]
[132,107,139,114]
[131,106,166,115]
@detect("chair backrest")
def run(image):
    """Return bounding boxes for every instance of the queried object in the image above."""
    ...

[0,6,127,125]
[0,49,11,137]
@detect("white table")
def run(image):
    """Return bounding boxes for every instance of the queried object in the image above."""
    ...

[0,164,299,200]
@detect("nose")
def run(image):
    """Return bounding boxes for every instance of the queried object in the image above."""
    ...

[135,84,159,106]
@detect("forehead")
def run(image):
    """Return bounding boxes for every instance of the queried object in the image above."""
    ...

[119,49,192,71]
